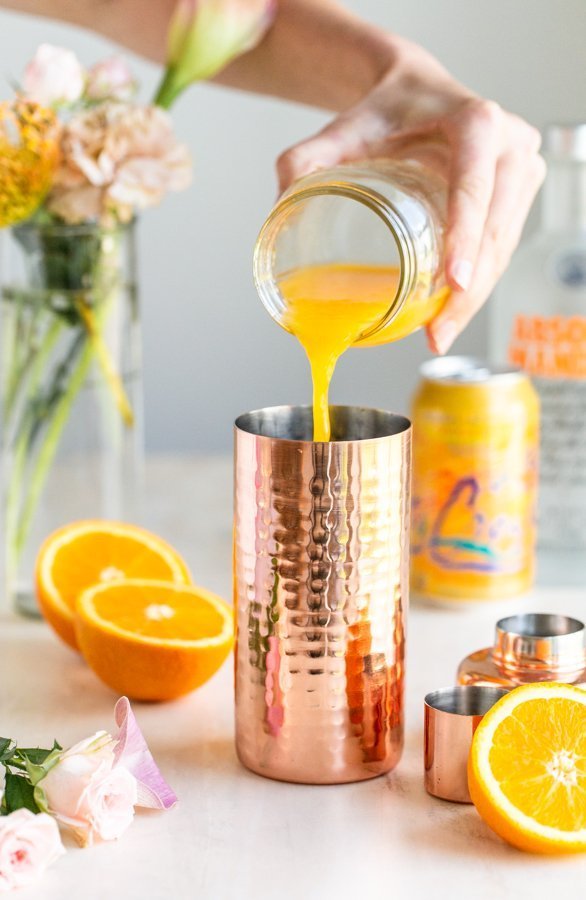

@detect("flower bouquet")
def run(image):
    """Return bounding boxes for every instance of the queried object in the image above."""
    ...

[1,51,191,615]
[0,0,274,615]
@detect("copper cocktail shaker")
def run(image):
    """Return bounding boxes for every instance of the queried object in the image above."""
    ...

[457,613,586,688]
[234,405,411,784]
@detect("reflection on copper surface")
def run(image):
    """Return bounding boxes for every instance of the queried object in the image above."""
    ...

[234,406,411,784]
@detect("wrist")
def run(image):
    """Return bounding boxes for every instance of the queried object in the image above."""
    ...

[339,27,405,106]
[368,34,476,121]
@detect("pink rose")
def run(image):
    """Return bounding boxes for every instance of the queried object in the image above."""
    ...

[34,699,176,846]
[86,57,136,101]
[0,810,64,891]
[36,732,138,847]
[22,44,85,107]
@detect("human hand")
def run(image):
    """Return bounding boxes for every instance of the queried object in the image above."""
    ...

[276,39,546,354]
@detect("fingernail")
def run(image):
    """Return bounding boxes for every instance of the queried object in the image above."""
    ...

[431,318,458,355]
[450,259,473,291]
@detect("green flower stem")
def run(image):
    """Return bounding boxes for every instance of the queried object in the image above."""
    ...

[12,339,94,562]
[2,296,21,419]
[2,759,26,772]
[12,315,63,429]
[154,65,184,109]
[5,285,128,576]
[5,317,66,580]
[1,291,39,424]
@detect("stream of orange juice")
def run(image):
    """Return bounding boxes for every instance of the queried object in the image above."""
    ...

[279,263,448,441]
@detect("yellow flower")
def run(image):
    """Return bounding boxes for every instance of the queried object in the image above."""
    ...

[0,100,61,228]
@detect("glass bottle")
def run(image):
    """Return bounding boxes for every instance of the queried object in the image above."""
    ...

[1,219,143,616]
[490,124,586,583]
[254,159,449,345]
[457,613,586,689]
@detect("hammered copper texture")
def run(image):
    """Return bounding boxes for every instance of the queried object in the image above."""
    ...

[234,407,411,784]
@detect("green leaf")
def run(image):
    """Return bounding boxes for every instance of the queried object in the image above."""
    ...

[24,745,62,786]
[33,784,50,815]
[0,739,15,761]
[18,742,61,765]
[4,772,41,815]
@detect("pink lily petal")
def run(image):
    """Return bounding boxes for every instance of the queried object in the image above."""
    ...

[113,697,178,810]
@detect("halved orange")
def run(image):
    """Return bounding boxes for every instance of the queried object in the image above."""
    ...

[36,521,191,650]
[469,683,586,854]
[75,580,233,701]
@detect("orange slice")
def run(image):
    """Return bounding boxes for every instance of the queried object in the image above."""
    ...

[75,580,233,701]
[468,683,586,854]
[36,521,191,650]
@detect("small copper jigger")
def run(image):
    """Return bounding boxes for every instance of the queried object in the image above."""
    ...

[424,686,508,802]
[234,405,411,784]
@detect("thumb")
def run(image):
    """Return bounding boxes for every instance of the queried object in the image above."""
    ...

[276,113,371,194]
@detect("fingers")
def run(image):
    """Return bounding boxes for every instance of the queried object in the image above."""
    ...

[276,131,341,195]
[429,149,546,353]
[275,89,545,357]
[444,99,504,291]
[276,108,381,193]
[443,100,542,296]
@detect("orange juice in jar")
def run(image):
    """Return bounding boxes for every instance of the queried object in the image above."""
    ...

[410,357,539,604]
[254,160,450,440]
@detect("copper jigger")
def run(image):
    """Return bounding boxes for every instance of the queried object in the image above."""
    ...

[234,405,411,784]
[424,686,508,802]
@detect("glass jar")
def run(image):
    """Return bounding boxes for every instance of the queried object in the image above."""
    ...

[253,159,449,345]
[457,614,586,689]
[1,219,143,616]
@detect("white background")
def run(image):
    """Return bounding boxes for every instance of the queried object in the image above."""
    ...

[1,0,585,451]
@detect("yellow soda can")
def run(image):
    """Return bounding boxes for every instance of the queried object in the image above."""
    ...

[410,357,539,604]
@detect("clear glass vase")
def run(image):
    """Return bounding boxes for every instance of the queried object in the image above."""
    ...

[1,219,143,616]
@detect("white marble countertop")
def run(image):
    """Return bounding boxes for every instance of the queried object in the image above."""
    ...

[2,456,586,900]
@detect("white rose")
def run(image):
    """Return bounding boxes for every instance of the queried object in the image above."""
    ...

[36,732,138,847]
[0,809,64,891]
[23,44,85,107]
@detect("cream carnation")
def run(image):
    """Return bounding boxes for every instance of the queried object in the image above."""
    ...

[48,103,192,224]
